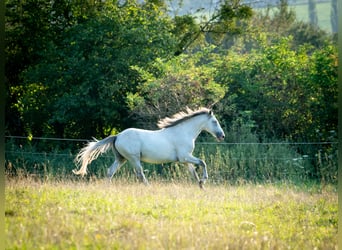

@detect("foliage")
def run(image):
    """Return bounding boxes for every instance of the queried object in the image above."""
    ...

[171,0,253,55]
[244,0,331,51]
[6,0,336,140]
[127,51,227,128]
[287,21,332,49]
[213,36,337,142]
[13,1,177,138]
[6,0,253,138]
[5,0,105,135]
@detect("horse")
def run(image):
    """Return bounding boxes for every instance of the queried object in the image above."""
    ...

[73,107,225,188]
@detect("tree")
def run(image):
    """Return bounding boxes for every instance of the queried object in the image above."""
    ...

[5,0,105,135]
[330,0,337,33]
[6,0,253,138]
[308,45,338,141]
[16,1,177,138]
[126,50,227,128]
[171,0,252,55]
[232,0,331,52]
[308,0,318,27]
[213,36,337,141]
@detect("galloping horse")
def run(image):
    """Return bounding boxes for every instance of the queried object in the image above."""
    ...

[73,107,225,188]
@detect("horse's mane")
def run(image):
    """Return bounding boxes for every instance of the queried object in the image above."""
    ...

[157,107,211,129]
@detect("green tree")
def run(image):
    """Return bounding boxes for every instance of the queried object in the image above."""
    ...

[308,45,338,141]
[16,1,177,138]
[330,0,337,33]
[126,50,227,128]
[171,0,252,55]
[214,36,337,141]
[242,0,331,51]
[6,0,253,138]
[5,0,105,135]
[308,0,318,27]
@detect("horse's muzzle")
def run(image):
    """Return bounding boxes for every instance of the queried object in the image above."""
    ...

[216,132,225,141]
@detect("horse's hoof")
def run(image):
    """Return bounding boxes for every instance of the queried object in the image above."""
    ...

[199,181,204,189]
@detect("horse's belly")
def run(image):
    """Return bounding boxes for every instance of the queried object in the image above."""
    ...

[140,149,177,164]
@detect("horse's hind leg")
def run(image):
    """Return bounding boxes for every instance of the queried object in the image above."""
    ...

[108,146,127,181]
[107,158,126,181]
[130,159,149,185]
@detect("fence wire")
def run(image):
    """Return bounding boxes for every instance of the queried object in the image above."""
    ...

[5,135,338,161]
[5,135,338,145]
[5,135,338,183]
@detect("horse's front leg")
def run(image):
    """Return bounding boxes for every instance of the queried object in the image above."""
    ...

[183,156,208,189]
[188,164,200,182]
[198,160,208,188]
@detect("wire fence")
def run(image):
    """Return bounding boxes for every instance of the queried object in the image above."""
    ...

[5,135,338,184]
[5,135,337,161]
[5,135,338,144]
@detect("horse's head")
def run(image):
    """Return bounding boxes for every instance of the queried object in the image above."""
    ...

[204,110,225,141]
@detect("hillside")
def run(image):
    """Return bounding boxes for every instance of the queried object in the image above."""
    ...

[169,0,333,32]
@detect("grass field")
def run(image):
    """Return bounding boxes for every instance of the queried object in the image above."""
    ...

[5,178,337,249]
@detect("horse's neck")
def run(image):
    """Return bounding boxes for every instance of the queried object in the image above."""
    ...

[171,115,206,140]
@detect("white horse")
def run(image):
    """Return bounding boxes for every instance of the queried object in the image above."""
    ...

[73,107,225,188]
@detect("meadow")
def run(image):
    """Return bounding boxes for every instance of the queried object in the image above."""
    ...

[5,178,337,249]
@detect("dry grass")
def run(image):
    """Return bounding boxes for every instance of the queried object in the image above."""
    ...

[5,178,338,249]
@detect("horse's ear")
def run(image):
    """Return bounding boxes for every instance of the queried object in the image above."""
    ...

[208,101,217,111]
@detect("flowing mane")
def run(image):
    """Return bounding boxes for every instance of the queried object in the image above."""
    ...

[157,107,211,129]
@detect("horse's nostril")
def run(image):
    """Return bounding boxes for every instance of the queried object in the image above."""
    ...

[217,133,225,141]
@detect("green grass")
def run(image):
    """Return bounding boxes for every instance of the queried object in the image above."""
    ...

[5,178,337,249]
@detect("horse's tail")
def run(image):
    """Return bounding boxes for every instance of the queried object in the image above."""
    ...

[73,135,117,176]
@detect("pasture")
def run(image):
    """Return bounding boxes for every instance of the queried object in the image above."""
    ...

[5,178,337,249]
